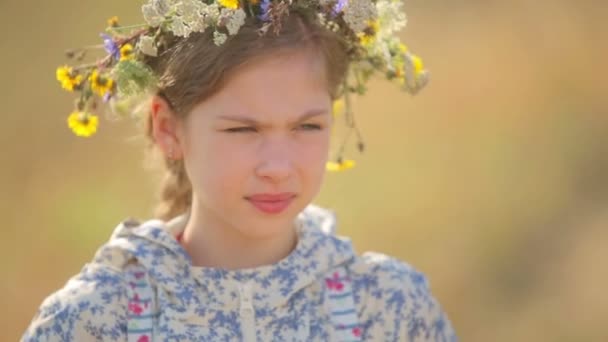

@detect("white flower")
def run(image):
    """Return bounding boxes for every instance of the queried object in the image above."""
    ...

[170,18,192,37]
[213,31,228,45]
[189,19,208,33]
[176,0,203,23]
[343,0,377,33]
[226,8,246,36]
[179,2,208,33]
[204,3,221,23]
[138,35,158,57]
[142,3,165,27]
[360,0,408,68]
[376,0,407,36]
[152,0,173,16]
[142,0,183,28]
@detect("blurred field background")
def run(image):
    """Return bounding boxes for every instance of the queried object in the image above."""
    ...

[2,0,607,341]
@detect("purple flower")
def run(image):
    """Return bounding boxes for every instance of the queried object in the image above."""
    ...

[258,0,271,22]
[100,33,120,59]
[103,91,113,103]
[331,0,348,17]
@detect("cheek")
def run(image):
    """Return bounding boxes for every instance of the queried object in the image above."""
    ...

[295,132,330,176]
[295,136,329,199]
[183,134,249,201]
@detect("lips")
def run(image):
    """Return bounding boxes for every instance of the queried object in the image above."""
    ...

[246,193,296,214]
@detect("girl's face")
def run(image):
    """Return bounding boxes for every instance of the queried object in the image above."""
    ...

[167,51,333,238]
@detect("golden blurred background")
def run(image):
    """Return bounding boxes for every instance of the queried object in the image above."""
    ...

[2,1,607,341]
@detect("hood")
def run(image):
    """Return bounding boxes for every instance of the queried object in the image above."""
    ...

[90,204,356,310]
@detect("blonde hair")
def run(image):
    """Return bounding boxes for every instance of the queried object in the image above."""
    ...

[142,10,350,221]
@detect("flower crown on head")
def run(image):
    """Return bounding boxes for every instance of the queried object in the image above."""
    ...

[56,0,429,171]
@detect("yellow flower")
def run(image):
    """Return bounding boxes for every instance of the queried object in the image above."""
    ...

[358,20,380,46]
[89,69,114,97]
[56,65,83,92]
[326,159,356,172]
[219,0,240,9]
[394,54,425,85]
[410,54,424,77]
[107,16,119,27]
[359,34,374,47]
[119,43,134,61]
[332,99,344,118]
[67,111,99,137]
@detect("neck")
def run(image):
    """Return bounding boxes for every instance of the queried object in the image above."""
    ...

[179,205,298,270]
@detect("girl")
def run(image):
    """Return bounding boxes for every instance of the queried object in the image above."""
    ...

[24,0,456,340]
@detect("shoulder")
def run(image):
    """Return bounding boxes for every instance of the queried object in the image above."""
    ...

[349,252,458,342]
[21,263,129,342]
[349,252,433,312]
[353,251,426,283]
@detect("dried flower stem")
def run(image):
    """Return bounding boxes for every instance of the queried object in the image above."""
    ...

[71,28,150,72]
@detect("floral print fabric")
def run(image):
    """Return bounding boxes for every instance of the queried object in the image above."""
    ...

[22,205,457,341]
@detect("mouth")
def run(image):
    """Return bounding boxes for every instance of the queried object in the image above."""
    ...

[245,193,297,214]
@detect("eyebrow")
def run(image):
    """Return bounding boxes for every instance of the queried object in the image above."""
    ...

[217,108,328,125]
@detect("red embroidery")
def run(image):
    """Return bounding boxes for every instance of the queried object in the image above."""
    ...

[325,271,345,291]
[128,302,144,315]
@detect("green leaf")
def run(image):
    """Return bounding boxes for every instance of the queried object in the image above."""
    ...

[112,60,158,97]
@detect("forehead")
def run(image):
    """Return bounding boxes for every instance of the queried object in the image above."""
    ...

[192,50,331,121]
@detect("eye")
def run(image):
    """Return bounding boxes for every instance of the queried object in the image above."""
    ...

[224,126,257,133]
[298,123,322,131]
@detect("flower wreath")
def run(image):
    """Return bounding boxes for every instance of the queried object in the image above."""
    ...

[55,0,429,171]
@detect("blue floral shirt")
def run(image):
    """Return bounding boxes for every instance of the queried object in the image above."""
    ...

[22,205,457,341]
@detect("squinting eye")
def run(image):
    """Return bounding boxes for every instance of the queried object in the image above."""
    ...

[224,127,256,133]
[298,123,322,131]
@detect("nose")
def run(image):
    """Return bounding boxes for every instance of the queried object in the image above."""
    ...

[255,138,293,183]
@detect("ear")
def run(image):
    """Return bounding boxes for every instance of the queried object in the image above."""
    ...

[150,95,184,160]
